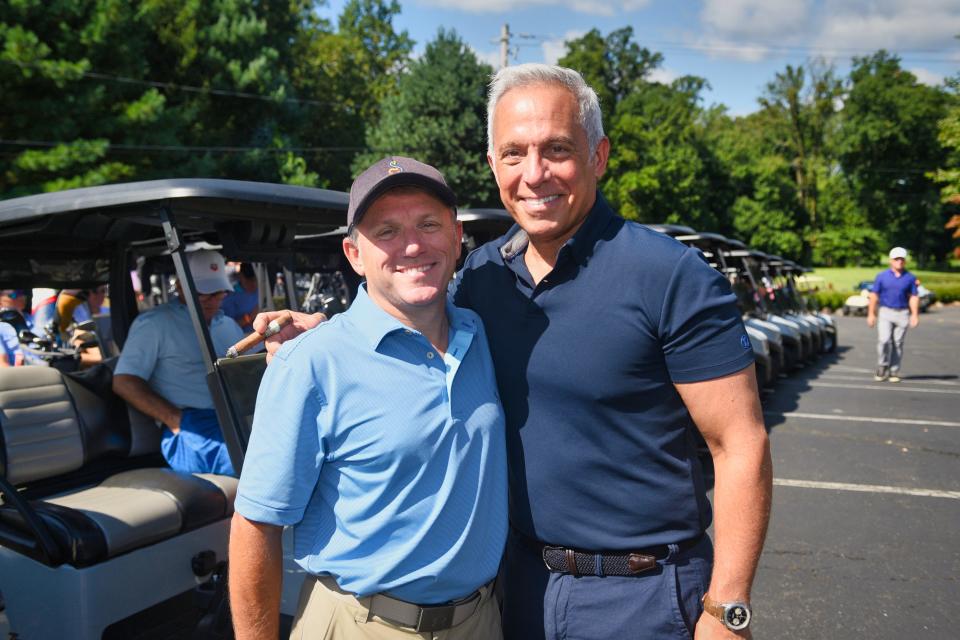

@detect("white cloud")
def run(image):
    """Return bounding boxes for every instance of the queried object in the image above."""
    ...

[909,67,945,87]
[647,67,679,85]
[469,44,503,69]
[416,0,651,16]
[814,1,960,54]
[696,0,960,61]
[701,0,813,43]
[541,30,586,65]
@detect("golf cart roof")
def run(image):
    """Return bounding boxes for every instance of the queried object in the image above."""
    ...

[457,208,513,224]
[725,239,748,250]
[646,223,697,237]
[0,179,349,287]
[674,232,730,248]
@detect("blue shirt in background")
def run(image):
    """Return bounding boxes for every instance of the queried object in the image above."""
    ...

[873,269,918,310]
[1,322,21,365]
[236,285,507,604]
[221,284,259,332]
[452,192,754,551]
[115,301,244,409]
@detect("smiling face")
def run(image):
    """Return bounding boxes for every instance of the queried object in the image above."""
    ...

[488,82,609,251]
[342,188,462,324]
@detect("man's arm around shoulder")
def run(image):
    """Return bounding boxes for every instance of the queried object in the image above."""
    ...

[676,365,772,639]
[229,513,284,640]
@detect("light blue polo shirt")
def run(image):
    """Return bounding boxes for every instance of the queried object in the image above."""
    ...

[235,285,507,605]
[115,300,244,409]
[1,322,21,365]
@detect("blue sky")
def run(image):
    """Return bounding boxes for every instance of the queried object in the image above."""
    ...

[319,0,960,116]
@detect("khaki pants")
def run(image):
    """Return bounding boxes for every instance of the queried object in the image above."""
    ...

[289,575,502,640]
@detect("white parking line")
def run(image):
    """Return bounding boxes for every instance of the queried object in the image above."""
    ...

[774,478,960,500]
[764,411,960,428]
[806,382,960,395]
[828,365,874,374]
[817,374,960,387]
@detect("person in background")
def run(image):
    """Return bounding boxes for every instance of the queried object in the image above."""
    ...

[112,250,244,475]
[31,288,57,331]
[868,246,920,383]
[222,263,259,332]
[0,319,23,367]
[230,157,506,640]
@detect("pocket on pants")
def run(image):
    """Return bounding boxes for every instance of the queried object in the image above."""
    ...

[670,555,711,638]
[290,577,340,640]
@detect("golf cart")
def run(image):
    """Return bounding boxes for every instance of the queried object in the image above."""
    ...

[645,224,777,390]
[763,255,833,355]
[721,242,808,371]
[843,279,935,315]
[0,179,348,639]
[777,259,837,353]
[674,232,784,389]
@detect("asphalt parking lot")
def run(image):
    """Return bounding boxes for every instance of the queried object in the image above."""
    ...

[745,305,960,639]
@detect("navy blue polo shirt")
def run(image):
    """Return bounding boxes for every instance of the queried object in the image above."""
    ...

[451,193,754,550]
[873,269,918,309]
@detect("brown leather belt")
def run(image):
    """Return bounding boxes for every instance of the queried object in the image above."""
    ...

[513,528,703,577]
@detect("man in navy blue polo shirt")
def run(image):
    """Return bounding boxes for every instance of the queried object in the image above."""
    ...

[868,247,920,382]
[256,65,772,639]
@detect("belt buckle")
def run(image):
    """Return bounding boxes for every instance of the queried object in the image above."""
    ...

[541,545,561,571]
[416,604,456,633]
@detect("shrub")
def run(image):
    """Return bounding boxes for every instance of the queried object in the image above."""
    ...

[809,290,849,310]
[928,284,960,304]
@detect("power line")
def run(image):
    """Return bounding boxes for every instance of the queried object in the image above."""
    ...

[0,139,364,154]
[2,60,338,107]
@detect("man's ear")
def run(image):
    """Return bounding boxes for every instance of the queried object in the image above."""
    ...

[342,236,365,276]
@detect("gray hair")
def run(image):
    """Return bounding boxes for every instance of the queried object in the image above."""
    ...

[487,63,604,156]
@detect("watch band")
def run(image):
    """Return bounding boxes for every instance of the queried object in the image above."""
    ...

[702,594,752,631]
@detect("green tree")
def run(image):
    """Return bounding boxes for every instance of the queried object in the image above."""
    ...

[758,60,842,232]
[291,0,413,189]
[354,29,496,207]
[603,77,724,230]
[835,51,950,264]
[1,0,414,197]
[558,27,663,127]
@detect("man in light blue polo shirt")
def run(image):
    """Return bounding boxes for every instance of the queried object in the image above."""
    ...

[868,246,920,382]
[229,157,506,640]
[113,249,244,475]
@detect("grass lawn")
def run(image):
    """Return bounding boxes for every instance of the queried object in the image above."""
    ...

[810,267,960,292]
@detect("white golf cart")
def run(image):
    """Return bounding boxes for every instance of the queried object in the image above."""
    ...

[0,179,348,639]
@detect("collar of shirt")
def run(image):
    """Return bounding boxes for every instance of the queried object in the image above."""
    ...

[348,283,477,352]
[498,190,616,267]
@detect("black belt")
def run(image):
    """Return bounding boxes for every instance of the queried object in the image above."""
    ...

[513,528,703,577]
[369,584,489,633]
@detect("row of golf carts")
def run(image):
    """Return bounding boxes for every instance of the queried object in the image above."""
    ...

[0,179,829,638]
[649,224,837,392]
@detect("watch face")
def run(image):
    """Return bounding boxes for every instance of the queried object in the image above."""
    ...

[725,604,751,630]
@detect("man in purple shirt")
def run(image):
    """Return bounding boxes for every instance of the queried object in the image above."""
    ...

[868,247,919,382]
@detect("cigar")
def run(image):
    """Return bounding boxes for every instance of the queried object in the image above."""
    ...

[225,312,293,358]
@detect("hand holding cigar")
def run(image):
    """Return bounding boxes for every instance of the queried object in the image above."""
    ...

[225,311,293,358]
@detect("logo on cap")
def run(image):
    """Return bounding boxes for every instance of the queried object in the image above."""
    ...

[210,263,219,272]
[387,159,403,175]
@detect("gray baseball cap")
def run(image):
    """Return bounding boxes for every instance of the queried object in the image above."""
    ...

[347,156,457,229]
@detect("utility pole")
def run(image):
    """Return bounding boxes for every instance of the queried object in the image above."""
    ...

[500,23,511,70]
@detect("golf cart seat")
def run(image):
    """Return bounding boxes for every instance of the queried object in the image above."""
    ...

[0,365,237,568]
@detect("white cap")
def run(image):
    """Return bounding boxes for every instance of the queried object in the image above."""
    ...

[185,250,232,294]
[889,247,908,260]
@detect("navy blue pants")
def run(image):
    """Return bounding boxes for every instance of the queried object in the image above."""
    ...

[501,532,713,640]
